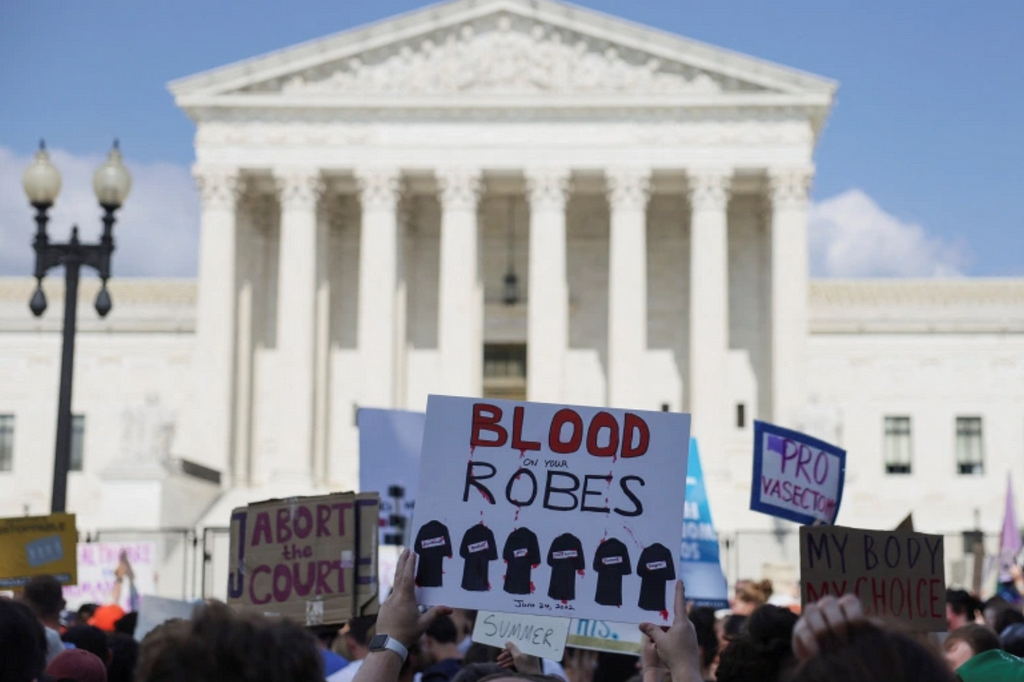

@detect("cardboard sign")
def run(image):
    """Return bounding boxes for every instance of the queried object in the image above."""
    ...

[0,513,77,587]
[566,619,642,655]
[411,396,690,625]
[680,439,728,608]
[750,421,846,525]
[800,525,945,631]
[134,595,198,642]
[63,542,157,611]
[473,611,570,660]
[226,492,380,625]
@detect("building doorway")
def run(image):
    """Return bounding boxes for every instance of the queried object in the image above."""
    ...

[483,344,527,401]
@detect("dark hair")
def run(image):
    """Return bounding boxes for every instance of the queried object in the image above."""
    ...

[309,624,340,648]
[108,632,141,682]
[426,614,459,644]
[716,605,797,682]
[115,610,139,636]
[789,622,954,682]
[593,652,637,682]
[136,601,323,682]
[0,597,48,682]
[346,616,377,648]
[463,642,500,665]
[452,663,505,682]
[1001,622,1024,657]
[22,574,65,619]
[63,624,111,662]
[994,605,1024,635]
[945,624,999,658]
[688,607,718,669]
[723,614,748,638]
[946,589,980,620]
[77,603,99,623]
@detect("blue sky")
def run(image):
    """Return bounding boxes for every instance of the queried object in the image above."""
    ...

[1,0,1021,277]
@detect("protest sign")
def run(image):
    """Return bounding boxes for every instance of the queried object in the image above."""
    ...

[750,421,845,525]
[358,408,425,544]
[226,492,380,625]
[0,513,77,588]
[411,396,690,624]
[134,595,198,642]
[800,525,945,631]
[63,542,157,611]
[680,439,728,608]
[473,611,570,660]
[566,619,642,655]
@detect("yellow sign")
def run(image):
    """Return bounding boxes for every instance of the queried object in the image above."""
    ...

[0,513,78,587]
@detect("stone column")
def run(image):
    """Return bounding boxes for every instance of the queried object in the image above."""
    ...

[274,168,323,481]
[606,168,652,408]
[687,167,732,463]
[356,168,402,408]
[525,168,571,403]
[192,166,241,477]
[768,167,813,427]
[437,168,484,397]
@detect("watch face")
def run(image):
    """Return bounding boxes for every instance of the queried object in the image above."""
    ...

[369,634,389,650]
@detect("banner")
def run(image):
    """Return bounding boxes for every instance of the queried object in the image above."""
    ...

[358,408,425,544]
[566,618,642,655]
[680,439,728,608]
[800,525,945,631]
[134,595,198,642]
[63,542,157,611]
[473,611,570,660]
[411,396,690,624]
[226,492,380,625]
[750,421,846,525]
[0,513,77,588]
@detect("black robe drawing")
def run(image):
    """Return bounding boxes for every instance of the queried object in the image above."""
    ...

[637,543,676,612]
[593,538,632,607]
[503,527,541,595]
[547,533,585,601]
[414,520,452,587]
[460,524,498,592]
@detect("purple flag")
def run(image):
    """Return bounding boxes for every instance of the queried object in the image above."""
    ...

[1000,476,1022,582]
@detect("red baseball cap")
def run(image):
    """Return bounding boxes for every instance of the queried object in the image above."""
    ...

[46,648,108,682]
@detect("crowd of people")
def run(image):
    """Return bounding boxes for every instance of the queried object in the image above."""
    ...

[3,549,1024,682]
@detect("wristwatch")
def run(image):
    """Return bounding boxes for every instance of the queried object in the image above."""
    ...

[368,634,409,663]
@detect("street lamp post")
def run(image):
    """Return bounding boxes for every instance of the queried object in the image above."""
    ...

[22,140,132,513]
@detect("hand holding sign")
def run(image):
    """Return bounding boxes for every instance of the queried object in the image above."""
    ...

[378,548,453,648]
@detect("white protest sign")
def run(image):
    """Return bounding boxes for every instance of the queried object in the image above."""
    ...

[473,611,570,660]
[566,619,642,655]
[411,396,690,625]
[134,595,198,642]
[749,421,846,526]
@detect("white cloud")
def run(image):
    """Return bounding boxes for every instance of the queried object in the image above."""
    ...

[0,145,198,277]
[809,189,971,277]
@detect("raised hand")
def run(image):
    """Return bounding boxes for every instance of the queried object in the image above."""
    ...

[376,548,453,648]
[638,581,702,682]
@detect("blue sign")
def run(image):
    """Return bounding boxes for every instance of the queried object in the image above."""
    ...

[358,408,426,544]
[749,420,846,526]
[680,439,729,609]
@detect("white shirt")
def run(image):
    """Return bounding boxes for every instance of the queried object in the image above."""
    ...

[542,659,568,681]
[328,658,363,682]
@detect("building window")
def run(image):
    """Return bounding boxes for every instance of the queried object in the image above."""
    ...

[70,415,85,472]
[0,415,13,472]
[483,344,527,401]
[956,417,984,475]
[883,416,912,474]
[736,403,746,429]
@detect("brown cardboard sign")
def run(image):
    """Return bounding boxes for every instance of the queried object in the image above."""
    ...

[800,525,945,631]
[226,492,380,625]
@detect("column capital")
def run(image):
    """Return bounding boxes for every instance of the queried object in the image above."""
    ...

[355,167,402,211]
[193,165,243,210]
[436,167,483,212]
[525,168,572,211]
[605,168,652,211]
[767,166,814,210]
[686,167,733,211]
[273,168,324,210]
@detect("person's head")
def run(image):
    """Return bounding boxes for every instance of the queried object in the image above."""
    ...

[77,604,99,625]
[448,609,477,642]
[452,663,505,682]
[0,597,48,682]
[994,606,1024,636]
[944,624,1000,671]
[22,575,66,626]
[733,579,773,616]
[63,625,112,665]
[136,601,322,682]
[946,590,979,631]
[422,614,461,663]
[46,648,108,682]
[107,632,140,682]
[463,643,500,665]
[715,613,748,650]
[790,622,955,682]
[309,624,341,651]
[983,596,1010,630]
[688,607,719,675]
[344,616,376,661]
[1000,622,1024,658]
[715,604,797,682]
[113,611,137,637]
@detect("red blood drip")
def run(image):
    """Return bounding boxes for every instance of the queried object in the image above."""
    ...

[532,563,540,569]
[530,581,536,594]
[487,581,492,591]
[622,525,644,549]
[659,610,669,622]
[378,518,386,527]
[561,600,568,605]
[577,570,585,577]
[519,449,527,459]
[470,445,476,457]
[514,508,520,522]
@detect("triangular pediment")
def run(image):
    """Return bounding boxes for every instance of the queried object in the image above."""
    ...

[170,0,835,105]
